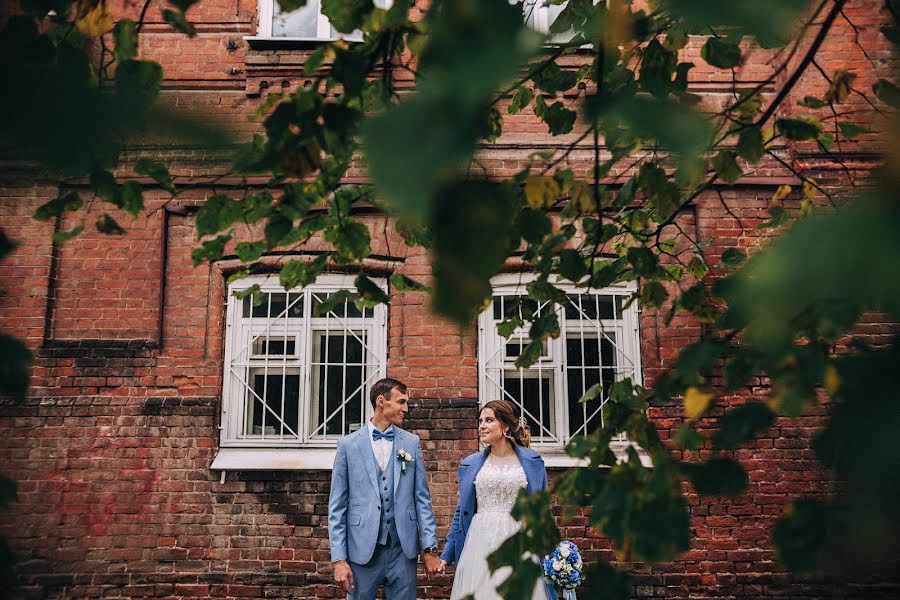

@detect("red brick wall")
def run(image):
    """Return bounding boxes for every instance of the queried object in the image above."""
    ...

[1,0,898,598]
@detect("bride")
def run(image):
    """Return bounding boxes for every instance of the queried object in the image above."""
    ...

[438,399,557,600]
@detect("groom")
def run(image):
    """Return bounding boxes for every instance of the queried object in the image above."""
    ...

[328,377,442,599]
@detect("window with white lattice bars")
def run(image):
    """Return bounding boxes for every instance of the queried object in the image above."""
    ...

[221,274,386,448]
[479,274,641,452]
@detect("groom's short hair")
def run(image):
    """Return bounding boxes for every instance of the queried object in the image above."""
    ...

[370,377,407,409]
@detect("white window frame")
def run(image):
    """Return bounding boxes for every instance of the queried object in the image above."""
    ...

[211,273,387,471]
[252,0,391,42]
[479,273,647,466]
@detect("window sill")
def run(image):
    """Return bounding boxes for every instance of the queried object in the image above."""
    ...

[210,447,336,471]
[244,35,361,49]
[542,442,652,469]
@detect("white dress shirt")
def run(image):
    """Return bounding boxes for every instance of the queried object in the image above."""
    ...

[367,419,394,471]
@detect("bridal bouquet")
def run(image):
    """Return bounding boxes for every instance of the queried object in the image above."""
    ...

[542,540,583,599]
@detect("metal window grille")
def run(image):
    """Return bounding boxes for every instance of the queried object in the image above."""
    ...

[479,276,641,449]
[222,275,387,447]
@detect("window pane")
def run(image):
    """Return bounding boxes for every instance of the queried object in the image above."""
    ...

[565,294,615,320]
[246,369,300,437]
[311,332,366,436]
[272,0,319,37]
[311,292,371,319]
[251,335,297,356]
[503,370,555,438]
[492,295,539,321]
[243,292,303,319]
[565,333,618,437]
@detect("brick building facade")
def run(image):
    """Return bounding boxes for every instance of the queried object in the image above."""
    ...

[1,1,898,598]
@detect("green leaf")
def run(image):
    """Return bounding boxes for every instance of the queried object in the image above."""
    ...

[772,499,833,574]
[191,232,232,266]
[113,19,137,62]
[837,121,869,139]
[355,274,390,306]
[639,39,677,98]
[195,194,244,237]
[531,61,579,94]
[712,150,742,184]
[0,333,33,404]
[637,163,680,219]
[496,318,523,338]
[754,205,788,229]
[161,8,196,37]
[558,249,587,282]
[312,289,352,317]
[322,0,374,34]
[304,44,329,76]
[626,246,659,277]
[776,117,823,141]
[516,207,552,244]
[264,212,293,248]
[115,59,163,107]
[736,125,765,162]
[235,240,266,262]
[0,230,16,260]
[712,403,775,450]
[34,192,83,222]
[798,95,826,109]
[96,214,126,235]
[721,247,746,268]
[686,255,708,279]
[673,425,703,450]
[577,383,602,405]
[51,226,84,244]
[684,457,748,496]
[0,474,18,509]
[824,69,856,104]
[113,181,144,216]
[533,97,576,135]
[390,272,430,292]
[508,86,533,115]
[326,219,370,263]
[524,175,561,209]
[279,254,328,290]
[134,159,176,196]
[639,280,668,307]
[701,36,742,69]
[873,78,900,108]
[431,180,516,326]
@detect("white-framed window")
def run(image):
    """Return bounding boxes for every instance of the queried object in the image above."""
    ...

[479,274,642,461]
[218,274,386,460]
[523,0,592,45]
[255,0,391,41]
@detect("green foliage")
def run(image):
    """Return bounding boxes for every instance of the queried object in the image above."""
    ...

[776,117,823,141]
[683,457,749,496]
[0,334,32,404]
[712,403,775,449]
[701,36,741,69]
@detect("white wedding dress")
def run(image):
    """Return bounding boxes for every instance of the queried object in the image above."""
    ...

[450,453,546,600]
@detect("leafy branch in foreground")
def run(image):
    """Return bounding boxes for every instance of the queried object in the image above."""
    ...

[3,0,897,597]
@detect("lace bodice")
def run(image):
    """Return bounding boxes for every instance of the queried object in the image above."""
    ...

[474,453,527,513]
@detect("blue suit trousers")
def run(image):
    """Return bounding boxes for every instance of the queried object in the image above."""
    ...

[348,538,416,600]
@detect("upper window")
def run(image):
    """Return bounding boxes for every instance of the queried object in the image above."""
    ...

[220,274,387,449]
[478,274,641,454]
[256,0,391,41]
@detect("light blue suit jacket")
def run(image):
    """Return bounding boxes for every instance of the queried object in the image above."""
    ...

[441,445,557,600]
[328,426,438,564]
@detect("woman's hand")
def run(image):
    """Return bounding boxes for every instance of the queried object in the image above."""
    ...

[437,559,448,573]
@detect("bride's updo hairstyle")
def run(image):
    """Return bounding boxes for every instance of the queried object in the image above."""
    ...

[482,399,531,448]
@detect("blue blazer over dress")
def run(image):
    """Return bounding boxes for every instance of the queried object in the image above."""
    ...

[441,444,558,600]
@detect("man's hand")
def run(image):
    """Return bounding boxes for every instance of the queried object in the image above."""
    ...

[333,559,354,593]
[422,552,442,578]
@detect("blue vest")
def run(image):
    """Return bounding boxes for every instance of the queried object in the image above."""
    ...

[375,451,399,546]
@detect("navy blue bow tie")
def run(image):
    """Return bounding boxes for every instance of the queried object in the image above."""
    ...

[372,428,395,442]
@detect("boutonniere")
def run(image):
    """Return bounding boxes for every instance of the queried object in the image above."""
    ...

[396,449,412,472]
